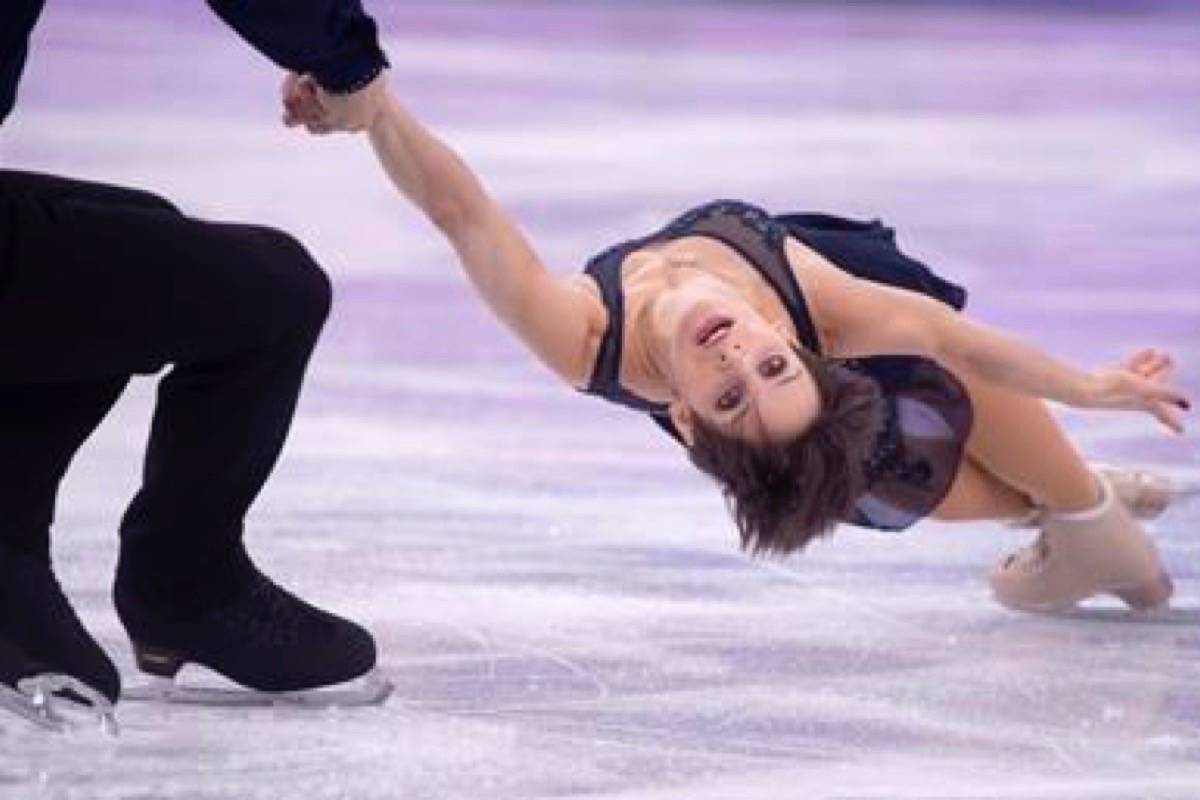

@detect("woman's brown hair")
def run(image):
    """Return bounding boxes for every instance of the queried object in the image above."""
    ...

[686,347,883,557]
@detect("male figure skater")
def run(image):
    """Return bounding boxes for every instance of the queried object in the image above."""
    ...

[0,0,392,730]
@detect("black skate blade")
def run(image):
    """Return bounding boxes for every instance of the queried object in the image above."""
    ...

[1,674,118,735]
[123,668,394,709]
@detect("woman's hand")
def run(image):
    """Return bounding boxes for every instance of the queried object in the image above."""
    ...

[1081,348,1191,434]
[281,71,388,134]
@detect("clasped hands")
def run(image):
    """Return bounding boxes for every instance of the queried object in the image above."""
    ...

[280,71,388,134]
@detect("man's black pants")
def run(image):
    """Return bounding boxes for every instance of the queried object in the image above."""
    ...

[0,169,331,603]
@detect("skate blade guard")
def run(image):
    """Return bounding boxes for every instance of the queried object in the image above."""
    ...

[123,666,394,708]
[1,673,118,735]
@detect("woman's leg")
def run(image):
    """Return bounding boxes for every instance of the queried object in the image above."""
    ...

[928,365,1099,523]
[930,454,1032,522]
[953,370,1100,514]
[941,368,1170,610]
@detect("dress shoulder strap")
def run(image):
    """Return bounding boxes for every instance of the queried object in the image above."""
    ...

[582,251,666,414]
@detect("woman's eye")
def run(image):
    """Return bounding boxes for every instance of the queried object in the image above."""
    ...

[716,385,743,412]
[759,354,787,378]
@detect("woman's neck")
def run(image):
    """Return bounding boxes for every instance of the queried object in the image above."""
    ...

[620,262,675,401]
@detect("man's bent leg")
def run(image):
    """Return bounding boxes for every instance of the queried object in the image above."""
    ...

[0,379,129,706]
[0,378,129,560]
[116,228,332,604]
[0,170,376,698]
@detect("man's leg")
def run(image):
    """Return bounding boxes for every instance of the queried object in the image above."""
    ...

[0,170,375,700]
[0,171,184,713]
[1,170,329,572]
[114,226,332,603]
[0,379,129,561]
[0,379,129,706]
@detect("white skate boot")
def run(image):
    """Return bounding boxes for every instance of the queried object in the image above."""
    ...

[991,472,1173,613]
[1007,462,1188,529]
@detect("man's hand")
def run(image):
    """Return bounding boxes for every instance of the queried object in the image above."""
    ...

[281,70,388,134]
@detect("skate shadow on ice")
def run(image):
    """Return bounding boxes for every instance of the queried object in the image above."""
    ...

[1050,605,1200,626]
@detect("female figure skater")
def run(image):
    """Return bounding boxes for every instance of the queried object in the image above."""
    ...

[288,77,1191,614]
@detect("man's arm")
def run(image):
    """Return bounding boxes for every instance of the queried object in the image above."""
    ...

[206,0,388,94]
[0,0,48,126]
[0,1,386,127]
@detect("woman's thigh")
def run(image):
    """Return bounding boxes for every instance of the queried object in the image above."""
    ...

[931,453,1031,522]
[953,368,1099,512]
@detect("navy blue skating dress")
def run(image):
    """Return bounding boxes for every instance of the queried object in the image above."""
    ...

[580,199,974,531]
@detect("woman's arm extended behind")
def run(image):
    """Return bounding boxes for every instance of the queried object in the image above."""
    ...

[789,240,1192,433]
[364,90,603,387]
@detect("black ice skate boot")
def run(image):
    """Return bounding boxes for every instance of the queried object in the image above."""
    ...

[114,544,390,707]
[0,545,120,732]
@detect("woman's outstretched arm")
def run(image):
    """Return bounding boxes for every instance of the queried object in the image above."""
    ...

[789,240,1192,433]
[361,89,604,386]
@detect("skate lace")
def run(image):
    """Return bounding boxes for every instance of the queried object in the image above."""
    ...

[1007,533,1051,574]
[213,571,308,649]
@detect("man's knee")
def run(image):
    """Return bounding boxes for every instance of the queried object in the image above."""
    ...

[246,226,333,333]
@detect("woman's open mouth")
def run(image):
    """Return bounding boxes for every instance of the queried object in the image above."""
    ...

[695,315,733,347]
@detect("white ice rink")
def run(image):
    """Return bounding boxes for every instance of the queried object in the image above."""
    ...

[2,1,1200,798]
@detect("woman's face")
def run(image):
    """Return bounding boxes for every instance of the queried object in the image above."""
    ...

[655,273,821,445]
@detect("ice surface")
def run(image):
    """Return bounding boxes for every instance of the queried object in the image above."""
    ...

[1,1,1199,798]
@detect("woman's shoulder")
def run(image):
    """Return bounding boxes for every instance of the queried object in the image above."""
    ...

[582,198,773,267]
[554,273,608,389]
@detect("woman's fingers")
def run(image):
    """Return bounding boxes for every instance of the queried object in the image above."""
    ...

[1132,373,1191,410]
[1110,371,1186,434]
[1091,361,1191,434]
[1143,352,1173,379]
[1125,348,1156,372]
[1092,368,1190,405]
[280,72,332,131]
[1125,347,1173,378]
[1131,374,1190,434]
[1150,400,1185,435]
